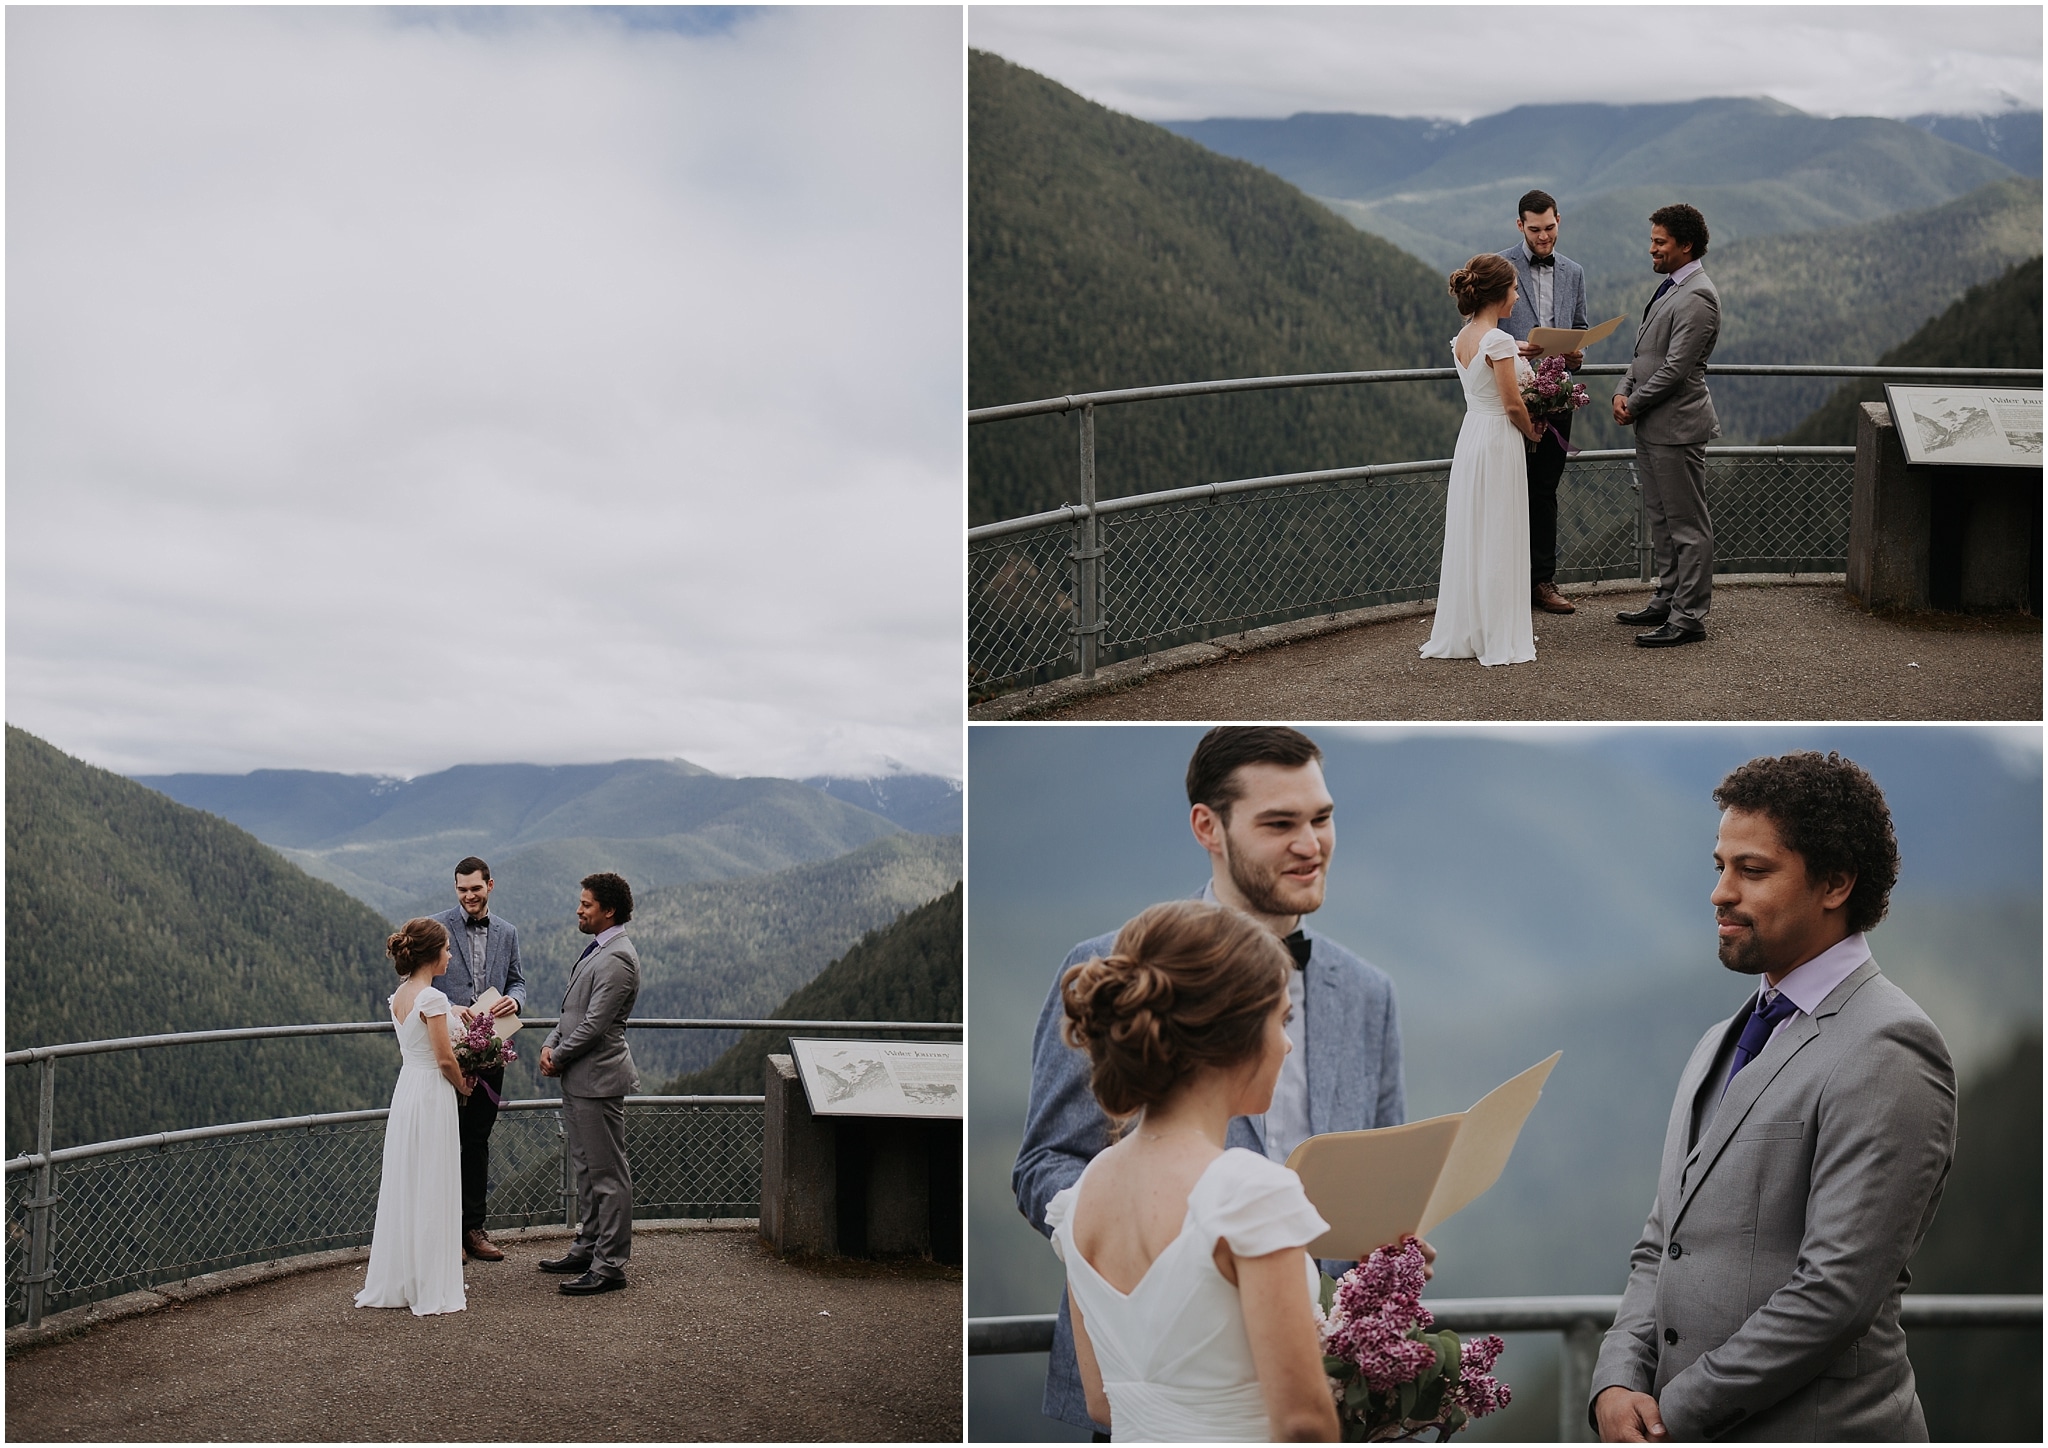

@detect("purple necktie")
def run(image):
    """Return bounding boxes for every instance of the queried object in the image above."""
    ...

[1726,989,1801,1091]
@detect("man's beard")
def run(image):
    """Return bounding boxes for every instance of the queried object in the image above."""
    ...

[1223,835,1325,918]
[1717,914,1768,974]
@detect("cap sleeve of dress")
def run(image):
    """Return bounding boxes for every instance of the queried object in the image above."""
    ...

[1484,329,1519,363]
[1193,1148,1330,1259]
[1043,1183,1078,1263]
[416,986,449,1018]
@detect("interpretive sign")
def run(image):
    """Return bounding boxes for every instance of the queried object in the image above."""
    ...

[788,1037,963,1119]
[1884,385,2044,468]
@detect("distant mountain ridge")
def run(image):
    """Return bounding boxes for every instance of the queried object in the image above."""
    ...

[970,48,1463,523]
[1167,97,2022,274]
[6,727,395,1154]
[1773,256,2044,445]
[1909,109,2043,178]
[666,882,962,1096]
[803,770,961,836]
[137,758,957,921]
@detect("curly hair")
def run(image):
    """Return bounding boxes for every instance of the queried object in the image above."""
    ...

[1448,253,1518,317]
[386,917,450,977]
[581,871,634,925]
[1649,202,1709,259]
[1060,900,1291,1121]
[1713,752,1899,934]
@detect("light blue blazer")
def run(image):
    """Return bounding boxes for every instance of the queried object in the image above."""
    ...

[431,906,527,1013]
[1012,909,1406,1433]
[1498,243,1590,350]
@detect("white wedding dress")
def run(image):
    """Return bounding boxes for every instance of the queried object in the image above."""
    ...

[354,985,466,1316]
[1420,326,1536,666]
[1048,1148,1329,1442]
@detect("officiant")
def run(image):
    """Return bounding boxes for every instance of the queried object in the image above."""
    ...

[433,856,526,1263]
[1498,189,1590,617]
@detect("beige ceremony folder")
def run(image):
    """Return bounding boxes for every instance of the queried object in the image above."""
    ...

[1283,1051,1560,1258]
[464,988,523,1039]
[1527,316,1625,357]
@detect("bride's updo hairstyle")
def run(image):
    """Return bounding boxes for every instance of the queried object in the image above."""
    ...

[386,917,450,977]
[1448,253,1517,317]
[1060,900,1292,1120]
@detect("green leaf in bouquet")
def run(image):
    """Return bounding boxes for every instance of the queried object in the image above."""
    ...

[1431,1329,1461,1379]
[1398,1378,1419,1423]
[1319,1271,1339,1315]
[1324,1353,1349,1376]
[1344,1375,1373,1413]
[1412,1365,1447,1424]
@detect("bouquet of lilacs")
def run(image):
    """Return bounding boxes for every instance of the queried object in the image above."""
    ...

[1517,353,1591,455]
[451,1011,517,1105]
[1319,1240,1510,1441]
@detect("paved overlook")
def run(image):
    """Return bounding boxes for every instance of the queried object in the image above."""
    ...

[6,1225,961,1442]
[974,582,2042,722]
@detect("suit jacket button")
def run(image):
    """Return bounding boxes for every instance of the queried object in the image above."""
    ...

[1668,1241,1682,1259]
[1664,1328,1678,1346]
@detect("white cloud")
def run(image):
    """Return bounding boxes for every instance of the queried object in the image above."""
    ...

[969,6,2042,123]
[7,6,963,782]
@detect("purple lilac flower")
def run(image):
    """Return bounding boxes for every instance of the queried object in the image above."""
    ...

[1452,1334,1512,1418]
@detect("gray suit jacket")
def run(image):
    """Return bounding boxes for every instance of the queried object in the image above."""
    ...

[431,907,526,1013]
[1619,268,1722,446]
[1590,959,1955,1440]
[543,933,641,1099]
[1014,913,1405,1433]
[1497,244,1589,347]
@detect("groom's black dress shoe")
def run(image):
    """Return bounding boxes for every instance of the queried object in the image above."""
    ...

[537,1253,593,1274]
[558,1270,626,1296]
[1636,622,1707,647]
[1615,603,1671,626]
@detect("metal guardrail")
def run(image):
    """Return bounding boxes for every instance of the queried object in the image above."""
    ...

[966,364,2045,698]
[969,1295,2045,1442]
[4,1016,962,1328]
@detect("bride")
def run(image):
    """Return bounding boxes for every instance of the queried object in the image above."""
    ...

[355,917,470,1316]
[1421,253,1545,667]
[1047,900,1339,1442]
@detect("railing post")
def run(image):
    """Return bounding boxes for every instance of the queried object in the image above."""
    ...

[25,1056,57,1328]
[1629,457,1652,584]
[558,1108,577,1231]
[1073,402,1101,678]
[1559,1316,1603,1442]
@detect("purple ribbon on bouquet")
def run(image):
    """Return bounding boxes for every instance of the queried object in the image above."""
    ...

[1543,419,1582,457]
[466,1074,505,1107]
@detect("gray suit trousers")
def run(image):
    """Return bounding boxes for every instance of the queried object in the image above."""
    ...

[1637,440,1713,627]
[562,1092,633,1276]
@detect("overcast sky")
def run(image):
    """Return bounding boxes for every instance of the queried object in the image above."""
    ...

[8,6,962,784]
[969,6,2042,123]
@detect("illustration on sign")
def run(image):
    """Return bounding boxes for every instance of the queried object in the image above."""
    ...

[789,1037,964,1119]
[1885,386,2044,467]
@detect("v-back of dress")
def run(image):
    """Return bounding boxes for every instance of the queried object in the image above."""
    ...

[355,985,465,1315]
[1420,326,1535,666]
[1047,1149,1328,1442]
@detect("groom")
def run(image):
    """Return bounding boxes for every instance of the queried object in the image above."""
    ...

[539,871,641,1296]
[1499,189,1590,616]
[1014,726,1407,1437]
[1591,752,1955,1441]
[1614,203,1721,647]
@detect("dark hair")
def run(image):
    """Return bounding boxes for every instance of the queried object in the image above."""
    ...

[1448,253,1518,317]
[1517,189,1558,221]
[387,917,450,976]
[1713,752,1899,935]
[454,856,492,882]
[1060,901,1291,1119]
[1649,203,1709,259]
[580,871,634,925]
[1186,726,1323,824]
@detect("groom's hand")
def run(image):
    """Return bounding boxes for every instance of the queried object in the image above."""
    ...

[1594,1386,1666,1442]
[540,1046,557,1077]
[1612,393,1634,426]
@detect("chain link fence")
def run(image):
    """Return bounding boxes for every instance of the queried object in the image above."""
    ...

[5,1016,956,1328]
[969,449,1852,697]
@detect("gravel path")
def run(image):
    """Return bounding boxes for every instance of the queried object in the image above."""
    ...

[6,1229,961,1442]
[1032,584,2041,721]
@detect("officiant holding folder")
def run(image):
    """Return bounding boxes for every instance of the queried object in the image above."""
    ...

[1499,189,1590,617]
[434,857,526,1263]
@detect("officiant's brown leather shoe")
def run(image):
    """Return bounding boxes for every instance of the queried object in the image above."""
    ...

[1533,583,1575,614]
[465,1229,503,1262]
